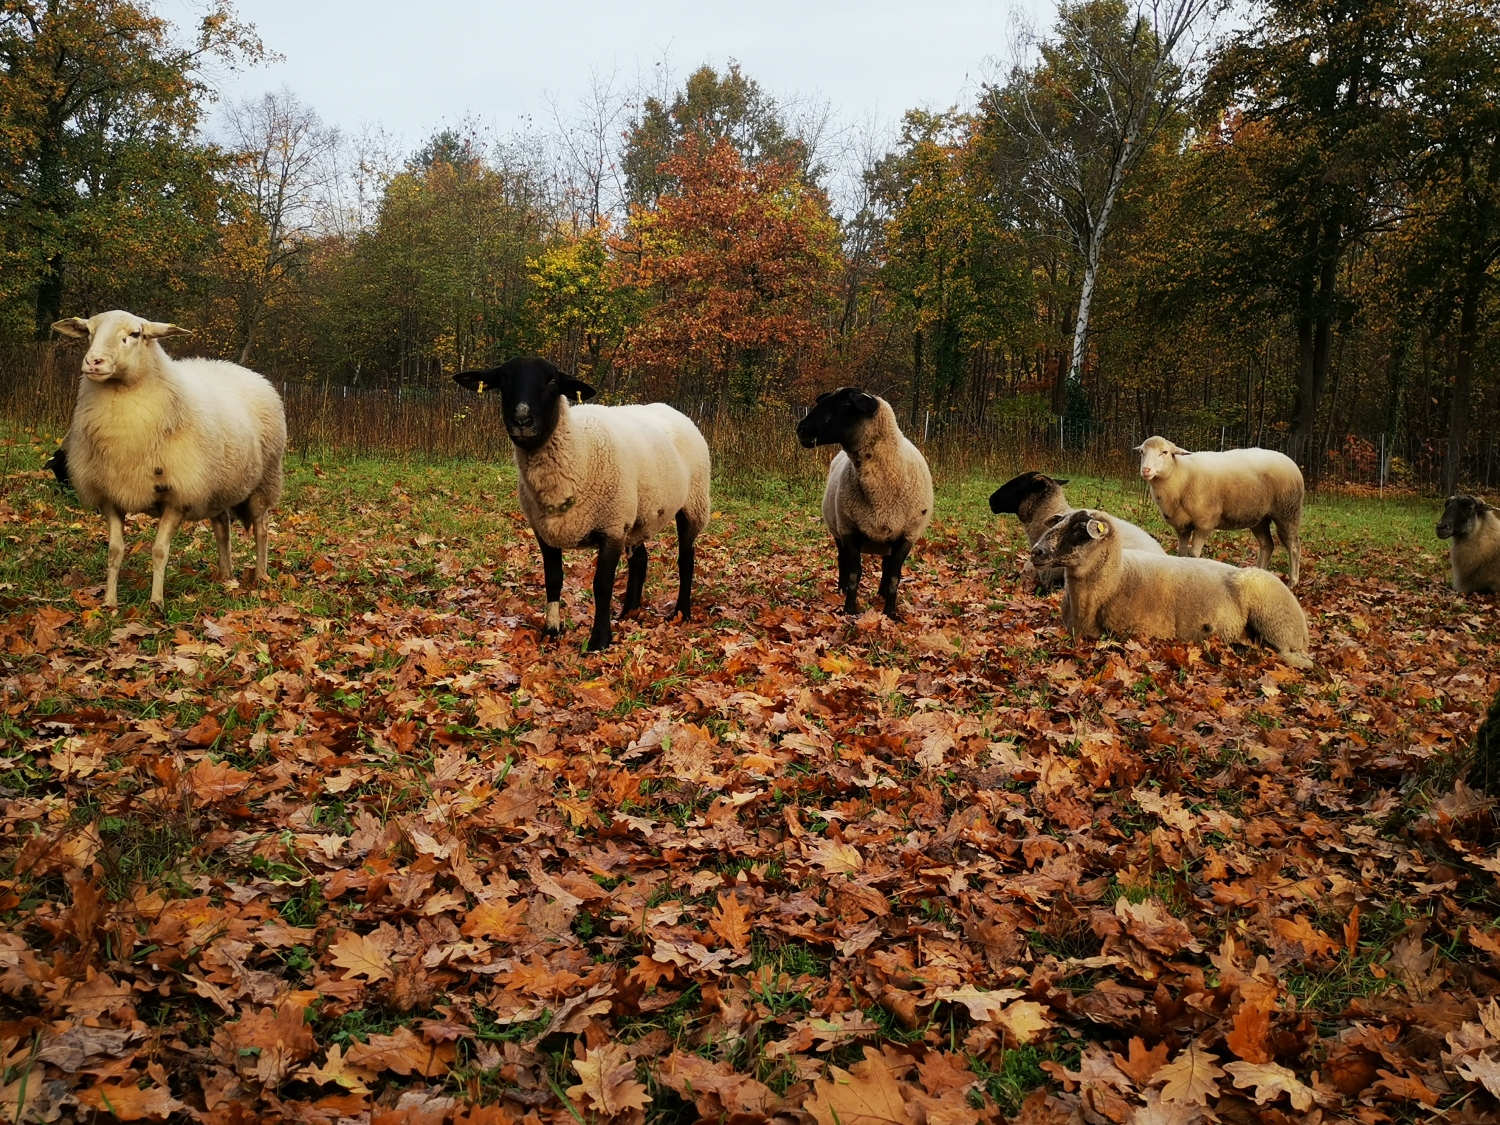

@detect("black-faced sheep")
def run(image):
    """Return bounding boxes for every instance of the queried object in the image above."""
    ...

[52,310,286,608]
[1137,436,1304,585]
[1032,508,1313,670]
[796,388,932,618]
[453,357,711,653]
[1437,494,1500,594]
[988,470,1163,589]
[45,446,70,489]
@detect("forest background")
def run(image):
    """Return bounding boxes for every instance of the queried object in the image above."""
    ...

[1,0,1498,492]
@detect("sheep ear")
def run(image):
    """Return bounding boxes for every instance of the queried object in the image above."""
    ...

[852,392,878,415]
[1131,442,1144,453]
[558,376,596,402]
[51,318,91,339]
[815,391,832,403]
[141,320,191,340]
[1085,518,1109,540]
[1043,513,1067,528]
[454,367,503,394]
[1050,477,1069,486]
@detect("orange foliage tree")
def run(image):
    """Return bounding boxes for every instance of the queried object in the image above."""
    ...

[613,139,841,407]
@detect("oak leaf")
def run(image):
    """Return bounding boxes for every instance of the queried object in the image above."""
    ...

[329,931,393,982]
[1224,1060,1314,1110]
[933,984,1025,1021]
[805,1048,911,1125]
[299,1043,375,1096]
[1455,1053,1500,1098]
[807,837,863,874]
[567,1041,651,1116]
[1153,1044,1224,1105]
[345,1026,454,1077]
[1225,1001,1272,1064]
[709,891,751,952]
[75,1082,184,1121]
[1112,1037,1170,1084]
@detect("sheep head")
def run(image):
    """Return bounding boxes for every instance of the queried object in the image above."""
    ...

[989,471,1069,516]
[453,357,595,452]
[797,387,878,449]
[52,311,192,383]
[1032,509,1112,570]
[1438,494,1489,540]
[1136,436,1188,482]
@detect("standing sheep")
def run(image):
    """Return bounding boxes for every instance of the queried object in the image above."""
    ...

[52,311,286,609]
[1032,509,1314,669]
[1137,436,1305,585]
[796,388,933,618]
[453,357,710,653]
[1437,494,1500,594]
[988,470,1163,589]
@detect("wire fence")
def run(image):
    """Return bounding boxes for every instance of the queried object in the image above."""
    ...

[2,341,1494,496]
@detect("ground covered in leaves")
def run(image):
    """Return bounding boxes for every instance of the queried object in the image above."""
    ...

[1,438,1498,1125]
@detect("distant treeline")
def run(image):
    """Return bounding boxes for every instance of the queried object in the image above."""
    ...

[1,0,1497,490]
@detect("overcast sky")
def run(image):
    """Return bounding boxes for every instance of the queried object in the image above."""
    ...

[179,0,1057,155]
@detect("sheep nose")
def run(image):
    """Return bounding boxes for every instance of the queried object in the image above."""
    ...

[515,403,531,420]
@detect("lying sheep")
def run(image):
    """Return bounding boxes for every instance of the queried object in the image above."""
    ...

[796,387,932,617]
[1137,436,1304,585]
[988,470,1163,589]
[1032,508,1313,669]
[1437,494,1500,594]
[52,311,286,608]
[453,357,710,653]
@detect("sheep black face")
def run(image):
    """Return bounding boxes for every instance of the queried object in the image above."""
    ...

[453,357,596,452]
[988,471,1069,516]
[45,446,70,489]
[1438,494,1488,540]
[796,387,878,449]
[1032,509,1110,569]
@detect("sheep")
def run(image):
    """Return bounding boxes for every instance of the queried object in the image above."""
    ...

[51,310,286,609]
[44,446,70,489]
[1136,436,1304,585]
[988,470,1164,589]
[1031,508,1314,669]
[796,387,933,617]
[1437,494,1500,594]
[453,357,710,653]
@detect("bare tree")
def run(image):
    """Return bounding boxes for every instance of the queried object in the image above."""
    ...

[545,68,632,231]
[221,87,341,365]
[996,0,1221,412]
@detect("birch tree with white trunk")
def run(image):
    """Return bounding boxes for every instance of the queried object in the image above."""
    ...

[993,0,1221,409]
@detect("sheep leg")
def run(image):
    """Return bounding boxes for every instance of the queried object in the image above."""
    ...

[211,512,233,582]
[1183,529,1208,557]
[836,537,861,614]
[1252,517,1275,571]
[250,509,271,587]
[149,508,185,609]
[1276,521,1301,586]
[102,503,126,609]
[540,542,564,638]
[878,538,913,619]
[622,545,647,616]
[587,541,623,652]
[673,510,697,620]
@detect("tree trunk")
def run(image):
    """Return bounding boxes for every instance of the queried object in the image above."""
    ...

[32,128,66,338]
[1444,270,1482,495]
[910,328,924,431]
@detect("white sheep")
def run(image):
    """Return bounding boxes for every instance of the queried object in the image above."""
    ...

[52,310,286,608]
[453,357,710,653]
[988,470,1163,589]
[1137,436,1305,585]
[1032,509,1314,669]
[796,388,933,617]
[1437,495,1500,594]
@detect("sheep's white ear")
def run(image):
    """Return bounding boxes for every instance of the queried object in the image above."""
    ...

[141,320,192,340]
[51,318,91,339]
[1132,442,1144,453]
[1085,518,1109,539]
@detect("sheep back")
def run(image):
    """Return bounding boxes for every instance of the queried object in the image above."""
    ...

[67,356,285,522]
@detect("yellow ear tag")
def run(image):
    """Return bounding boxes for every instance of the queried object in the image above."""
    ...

[576,390,583,404]
[477,381,485,395]
[1089,520,1105,537]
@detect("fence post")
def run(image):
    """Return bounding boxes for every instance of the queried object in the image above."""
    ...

[924,411,930,443]
[1379,433,1386,498]
[1220,425,1226,450]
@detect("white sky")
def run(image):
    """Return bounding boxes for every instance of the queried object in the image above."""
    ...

[179,0,1058,155]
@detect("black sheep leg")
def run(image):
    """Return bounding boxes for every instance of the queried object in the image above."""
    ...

[878,537,912,618]
[588,541,624,652]
[836,536,862,614]
[622,545,647,615]
[673,511,697,620]
[540,541,565,638]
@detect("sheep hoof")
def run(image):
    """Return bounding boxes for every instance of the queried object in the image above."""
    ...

[1283,652,1314,670]
[542,624,561,640]
[585,633,612,653]
[670,603,691,622]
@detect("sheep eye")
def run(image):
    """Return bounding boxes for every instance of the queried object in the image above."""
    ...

[128,331,141,339]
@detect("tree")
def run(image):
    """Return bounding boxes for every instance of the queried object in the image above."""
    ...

[614,138,840,407]
[220,88,340,365]
[527,221,637,387]
[0,0,262,336]
[621,63,809,206]
[991,0,1218,418]
[1204,0,1411,446]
